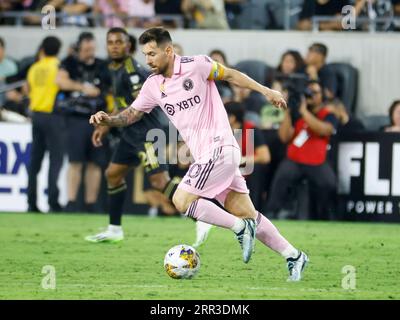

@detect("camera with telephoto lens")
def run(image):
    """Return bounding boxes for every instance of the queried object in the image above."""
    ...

[275,72,312,122]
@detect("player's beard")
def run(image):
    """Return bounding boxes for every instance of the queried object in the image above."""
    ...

[158,64,169,76]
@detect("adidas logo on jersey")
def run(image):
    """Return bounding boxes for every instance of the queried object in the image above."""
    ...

[184,179,191,186]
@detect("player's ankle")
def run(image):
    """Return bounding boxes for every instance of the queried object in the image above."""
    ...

[108,224,123,233]
[230,218,245,234]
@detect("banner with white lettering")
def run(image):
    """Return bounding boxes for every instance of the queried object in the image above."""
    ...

[334,132,400,222]
[0,123,67,212]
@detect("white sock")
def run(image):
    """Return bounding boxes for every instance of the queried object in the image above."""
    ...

[148,207,158,218]
[108,225,123,234]
[281,245,300,260]
[230,218,245,234]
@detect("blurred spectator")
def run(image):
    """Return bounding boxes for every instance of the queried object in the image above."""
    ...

[0,0,24,24]
[26,36,64,213]
[325,98,365,133]
[182,0,229,29]
[231,80,266,127]
[354,0,399,31]
[383,100,400,132]
[155,0,184,28]
[0,106,29,122]
[305,43,337,100]
[209,49,233,103]
[224,0,246,28]
[297,0,351,31]
[126,0,160,28]
[93,0,127,27]
[272,50,306,101]
[55,32,110,213]
[173,43,184,56]
[226,101,271,209]
[266,81,338,220]
[2,45,44,117]
[0,37,18,80]
[59,0,95,27]
[260,50,306,130]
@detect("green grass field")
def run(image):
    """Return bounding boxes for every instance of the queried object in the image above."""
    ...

[0,212,399,300]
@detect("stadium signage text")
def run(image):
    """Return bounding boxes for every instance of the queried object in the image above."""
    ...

[335,133,400,221]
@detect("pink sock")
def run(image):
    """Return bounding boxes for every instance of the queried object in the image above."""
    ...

[186,199,238,230]
[255,211,298,258]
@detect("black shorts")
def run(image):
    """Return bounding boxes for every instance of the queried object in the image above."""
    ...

[111,135,168,176]
[65,116,109,167]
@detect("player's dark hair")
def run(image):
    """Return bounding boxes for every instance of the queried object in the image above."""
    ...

[0,37,4,48]
[128,34,137,54]
[309,43,328,57]
[138,27,172,47]
[225,101,244,124]
[41,36,62,56]
[77,31,95,49]
[107,27,129,40]
[388,100,400,125]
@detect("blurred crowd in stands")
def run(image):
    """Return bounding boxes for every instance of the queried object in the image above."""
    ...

[0,24,399,219]
[1,0,400,31]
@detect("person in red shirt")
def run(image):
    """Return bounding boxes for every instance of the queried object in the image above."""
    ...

[266,81,338,220]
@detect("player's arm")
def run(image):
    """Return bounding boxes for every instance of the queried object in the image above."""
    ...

[299,100,336,137]
[90,106,144,128]
[213,63,287,109]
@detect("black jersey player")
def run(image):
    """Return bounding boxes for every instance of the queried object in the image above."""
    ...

[85,28,180,243]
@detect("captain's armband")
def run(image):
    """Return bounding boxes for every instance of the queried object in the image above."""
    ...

[207,61,225,81]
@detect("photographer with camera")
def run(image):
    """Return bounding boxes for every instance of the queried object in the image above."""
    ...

[266,80,338,220]
[56,32,110,213]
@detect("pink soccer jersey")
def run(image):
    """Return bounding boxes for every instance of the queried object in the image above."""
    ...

[130,54,239,161]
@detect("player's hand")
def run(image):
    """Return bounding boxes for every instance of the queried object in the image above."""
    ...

[89,111,112,126]
[91,126,109,147]
[265,88,287,110]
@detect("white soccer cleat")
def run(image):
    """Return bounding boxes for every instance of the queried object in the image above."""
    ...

[235,218,256,263]
[286,251,309,282]
[192,221,213,248]
[85,228,124,243]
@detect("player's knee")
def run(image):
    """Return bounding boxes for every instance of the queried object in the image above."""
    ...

[105,166,123,186]
[172,193,189,213]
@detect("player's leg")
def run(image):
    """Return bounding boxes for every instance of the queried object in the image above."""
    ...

[224,188,309,281]
[85,136,135,243]
[85,161,130,243]
[174,146,256,263]
[173,187,256,263]
[140,141,182,205]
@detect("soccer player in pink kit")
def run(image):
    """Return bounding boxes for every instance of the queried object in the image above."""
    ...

[90,27,308,281]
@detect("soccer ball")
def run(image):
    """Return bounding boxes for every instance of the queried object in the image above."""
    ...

[164,244,201,279]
